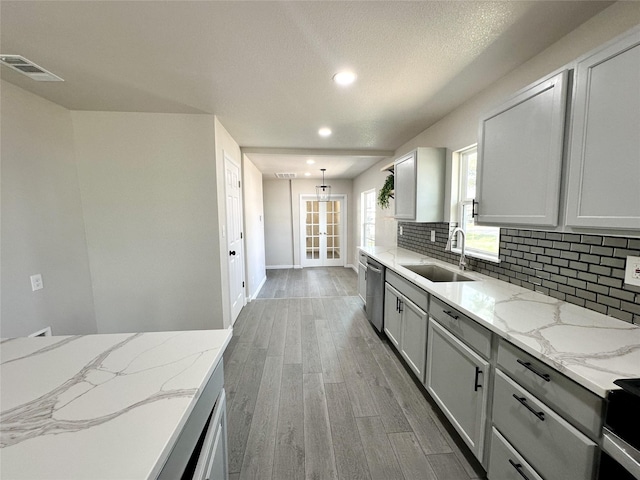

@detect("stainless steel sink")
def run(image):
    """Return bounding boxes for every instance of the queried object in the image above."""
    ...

[401,264,475,283]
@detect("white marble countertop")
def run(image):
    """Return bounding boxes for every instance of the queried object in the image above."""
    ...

[0,329,232,480]
[361,246,640,397]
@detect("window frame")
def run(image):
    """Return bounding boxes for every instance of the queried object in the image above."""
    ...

[361,188,376,248]
[454,145,500,263]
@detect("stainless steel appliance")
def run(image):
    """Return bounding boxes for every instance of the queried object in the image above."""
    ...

[600,378,640,479]
[365,258,385,332]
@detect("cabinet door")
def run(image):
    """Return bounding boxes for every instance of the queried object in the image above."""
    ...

[393,151,417,220]
[194,389,228,480]
[476,70,568,226]
[358,262,367,304]
[399,296,428,382]
[426,318,489,460]
[565,28,640,229]
[383,283,402,347]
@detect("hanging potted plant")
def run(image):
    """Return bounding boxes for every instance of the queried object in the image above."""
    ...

[378,174,394,209]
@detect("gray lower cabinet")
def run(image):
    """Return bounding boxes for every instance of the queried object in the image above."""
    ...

[194,389,228,480]
[491,370,598,480]
[383,281,428,381]
[488,427,543,480]
[565,26,640,230]
[426,318,490,461]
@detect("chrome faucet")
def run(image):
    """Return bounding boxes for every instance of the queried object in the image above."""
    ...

[446,227,467,270]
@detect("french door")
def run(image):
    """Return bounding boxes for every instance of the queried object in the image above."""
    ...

[300,195,345,267]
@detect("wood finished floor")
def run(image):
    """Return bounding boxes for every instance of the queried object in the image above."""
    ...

[224,267,485,480]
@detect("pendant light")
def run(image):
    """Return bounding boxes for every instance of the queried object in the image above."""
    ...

[316,168,331,202]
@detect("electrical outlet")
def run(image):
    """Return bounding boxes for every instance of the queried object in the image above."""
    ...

[30,274,43,291]
[431,230,436,242]
[624,256,640,287]
[399,226,403,236]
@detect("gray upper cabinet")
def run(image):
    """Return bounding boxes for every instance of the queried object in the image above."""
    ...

[394,148,445,222]
[565,27,640,230]
[476,70,568,226]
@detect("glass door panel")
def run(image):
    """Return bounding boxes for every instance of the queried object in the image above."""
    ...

[301,196,344,266]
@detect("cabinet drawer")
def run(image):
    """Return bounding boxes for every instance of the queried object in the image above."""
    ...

[488,427,543,480]
[429,296,491,359]
[492,370,598,480]
[386,269,429,310]
[359,251,368,265]
[497,339,603,439]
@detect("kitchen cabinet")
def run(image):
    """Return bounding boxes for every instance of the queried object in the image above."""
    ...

[565,27,640,230]
[476,70,568,226]
[383,270,429,381]
[488,428,543,480]
[491,370,598,480]
[193,390,228,480]
[393,147,446,222]
[358,251,368,304]
[426,317,490,461]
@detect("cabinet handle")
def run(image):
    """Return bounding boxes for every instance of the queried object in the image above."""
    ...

[517,359,551,382]
[396,298,400,312]
[472,199,479,219]
[398,300,403,313]
[508,459,531,480]
[443,310,459,320]
[474,367,482,391]
[512,394,545,421]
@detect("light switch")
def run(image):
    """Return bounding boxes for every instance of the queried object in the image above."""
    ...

[399,226,403,236]
[30,274,43,291]
[624,256,640,287]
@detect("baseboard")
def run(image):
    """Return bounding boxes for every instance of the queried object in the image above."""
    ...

[266,265,294,269]
[250,275,267,301]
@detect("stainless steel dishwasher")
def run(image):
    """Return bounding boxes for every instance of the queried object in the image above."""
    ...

[365,258,385,332]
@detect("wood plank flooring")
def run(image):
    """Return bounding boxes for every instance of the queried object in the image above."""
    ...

[225,267,485,480]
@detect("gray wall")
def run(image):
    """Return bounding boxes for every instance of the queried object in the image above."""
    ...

[1,81,97,337]
[263,180,294,268]
[242,154,267,299]
[71,111,227,333]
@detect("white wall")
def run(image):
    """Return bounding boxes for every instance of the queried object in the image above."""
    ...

[263,178,354,268]
[396,2,640,157]
[242,154,266,299]
[352,158,397,250]
[263,179,294,268]
[352,2,640,258]
[1,81,97,337]
[71,111,227,333]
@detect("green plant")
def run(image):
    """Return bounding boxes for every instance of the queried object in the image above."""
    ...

[378,174,394,209]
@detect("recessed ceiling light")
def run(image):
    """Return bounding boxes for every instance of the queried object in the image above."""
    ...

[333,71,356,86]
[306,159,315,165]
[304,172,311,177]
[318,127,332,137]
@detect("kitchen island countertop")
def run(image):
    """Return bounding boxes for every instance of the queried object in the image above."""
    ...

[0,329,232,479]
[361,245,640,397]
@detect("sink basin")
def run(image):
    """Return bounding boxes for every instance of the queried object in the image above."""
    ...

[401,264,475,283]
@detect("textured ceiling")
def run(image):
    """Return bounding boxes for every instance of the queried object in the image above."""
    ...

[1,1,612,177]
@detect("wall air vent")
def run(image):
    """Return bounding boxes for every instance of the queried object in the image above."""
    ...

[0,55,64,82]
[274,173,297,179]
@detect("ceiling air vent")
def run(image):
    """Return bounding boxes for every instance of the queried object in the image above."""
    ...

[274,173,297,179]
[0,55,64,82]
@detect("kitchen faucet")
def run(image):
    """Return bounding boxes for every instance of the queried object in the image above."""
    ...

[446,227,467,270]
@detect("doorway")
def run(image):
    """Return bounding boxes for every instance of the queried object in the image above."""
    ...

[300,195,346,267]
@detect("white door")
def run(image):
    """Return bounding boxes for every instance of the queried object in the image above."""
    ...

[225,153,245,325]
[300,195,345,267]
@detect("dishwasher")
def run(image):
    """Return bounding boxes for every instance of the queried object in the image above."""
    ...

[365,258,385,332]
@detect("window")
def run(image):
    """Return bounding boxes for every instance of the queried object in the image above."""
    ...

[457,146,500,261]
[361,189,376,247]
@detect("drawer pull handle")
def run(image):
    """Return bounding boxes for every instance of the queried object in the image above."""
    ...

[443,310,459,320]
[508,459,531,480]
[512,394,545,421]
[398,300,403,313]
[517,359,551,382]
[474,367,482,391]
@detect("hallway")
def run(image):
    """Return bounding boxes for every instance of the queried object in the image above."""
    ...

[224,267,484,480]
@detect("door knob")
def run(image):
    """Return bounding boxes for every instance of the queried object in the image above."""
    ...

[229,250,236,256]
